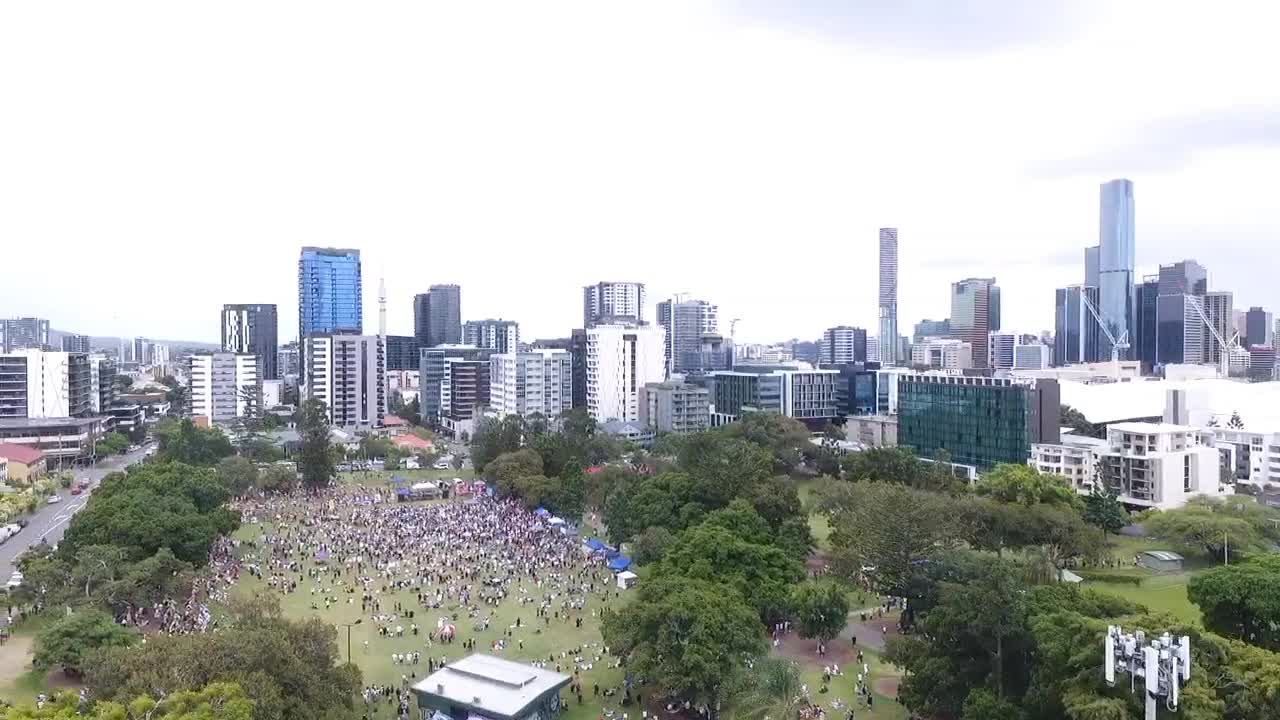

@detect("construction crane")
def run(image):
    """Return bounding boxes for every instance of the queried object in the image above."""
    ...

[1078,289,1130,380]
[1187,298,1240,378]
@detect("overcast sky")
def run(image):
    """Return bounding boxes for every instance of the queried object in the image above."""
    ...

[2,1,1277,345]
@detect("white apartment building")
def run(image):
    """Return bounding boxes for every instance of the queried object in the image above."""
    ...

[1213,428,1280,486]
[464,320,520,355]
[1032,422,1227,509]
[583,282,646,327]
[988,333,1016,370]
[302,335,386,429]
[0,349,92,419]
[489,350,572,419]
[910,339,973,370]
[188,353,260,425]
[585,325,665,423]
[1013,343,1051,370]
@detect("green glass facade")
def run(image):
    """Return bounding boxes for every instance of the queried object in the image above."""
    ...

[899,375,1057,469]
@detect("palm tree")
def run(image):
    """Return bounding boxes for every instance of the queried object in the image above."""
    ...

[729,657,806,720]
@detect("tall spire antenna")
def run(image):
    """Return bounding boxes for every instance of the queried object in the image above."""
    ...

[378,276,387,339]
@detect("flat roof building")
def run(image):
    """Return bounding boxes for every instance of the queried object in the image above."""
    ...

[411,654,570,720]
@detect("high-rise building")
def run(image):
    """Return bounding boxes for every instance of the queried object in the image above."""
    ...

[1134,276,1159,370]
[414,284,462,347]
[584,324,665,423]
[418,345,497,426]
[913,318,950,342]
[384,335,421,371]
[988,332,1016,370]
[302,335,385,429]
[188,353,260,425]
[298,247,362,339]
[1245,307,1272,349]
[221,304,279,380]
[950,278,997,369]
[910,339,973,370]
[1158,260,1208,296]
[0,318,50,352]
[878,228,899,366]
[1247,346,1277,382]
[1157,294,1207,365]
[1053,286,1100,366]
[88,354,115,414]
[899,375,1059,469]
[709,365,839,425]
[583,282,645,328]
[0,349,93,419]
[819,326,868,366]
[463,319,519,354]
[640,381,711,434]
[489,350,573,419]
[440,358,489,432]
[656,299,719,376]
[277,342,300,380]
[988,286,1002,333]
[1202,291,1234,368]
[1084,245,1100,288]
[61,335,90,353]
[1097,179,1136,358]
[1013,343,1051,370]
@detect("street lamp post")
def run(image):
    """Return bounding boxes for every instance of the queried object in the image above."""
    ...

[339,619,362,662]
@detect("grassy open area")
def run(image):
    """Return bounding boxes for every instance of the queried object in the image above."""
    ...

[1077,534,1213,625]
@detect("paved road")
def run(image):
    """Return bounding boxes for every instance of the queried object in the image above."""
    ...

[0,445,151,577]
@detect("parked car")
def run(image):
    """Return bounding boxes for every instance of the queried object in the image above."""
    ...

[6,572,23,590]
[47,495,62,504]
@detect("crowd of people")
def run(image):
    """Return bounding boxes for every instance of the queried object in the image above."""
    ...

[232,485,631,719]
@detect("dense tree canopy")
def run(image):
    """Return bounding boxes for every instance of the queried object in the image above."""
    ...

[602,576,765,710]
[790,580,850,646]
[5,682,254,720]
[1144,500,1266,560]
[974,464,1081,508]
[34,609,137,676]
[1188,555,1280,651]
[86,596,361,720]
[155,419,234,466]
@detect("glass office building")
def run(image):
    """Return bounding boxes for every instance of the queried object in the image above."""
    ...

[1097,179,1135,359]
[898,374,1059,469]
[298,247,362,338]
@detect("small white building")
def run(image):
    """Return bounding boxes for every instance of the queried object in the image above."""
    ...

[910,339,973,371]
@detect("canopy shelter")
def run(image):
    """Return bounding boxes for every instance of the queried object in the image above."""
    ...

[616,571,638,589]
[607,555,632,572]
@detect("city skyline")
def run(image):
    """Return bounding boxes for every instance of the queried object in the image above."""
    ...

[2,3,1277,344]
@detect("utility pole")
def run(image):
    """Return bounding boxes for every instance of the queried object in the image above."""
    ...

[339,619,362,662]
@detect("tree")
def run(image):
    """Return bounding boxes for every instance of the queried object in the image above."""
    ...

[155,419,234,466]
[1188,555,1280,651]
[819,481,959,595]
[726,657,805,720]
[602,576,765,711]
[86,595,361,720]
[720,412,809,473]
[72,544,127,598]
[1082,483,1128,535]
[842,446,922,484]
[1228,410,1245,429]
[296,398,334,490]
[256,464,298,494]
[471,415,524,472]
[1145,502,1264,560]
[216,456,258,496]
[675,434,772,507]
[34,609,137,676]
[974,464,1080,508]
[652,520,804,623]
[98,431,130,455]
[4,683,255,720]
[484,448,544,488]
[632,526,676,565]
[1059,404,1098,437]
[790,580,850,649]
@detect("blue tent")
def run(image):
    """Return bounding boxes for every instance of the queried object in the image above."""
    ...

[584,537,608,553]
[607,555,632,572]
[534,507,552,518]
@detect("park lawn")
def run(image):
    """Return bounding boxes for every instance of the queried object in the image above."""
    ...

[795,479,833,552]
[230,507,629,720]
[1086,572,1201,625]
[793,651,908,720]
[0,614,62,704]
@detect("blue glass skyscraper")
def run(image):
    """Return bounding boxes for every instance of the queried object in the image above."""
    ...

[298,247,363,340]
[1098,179,1135,359]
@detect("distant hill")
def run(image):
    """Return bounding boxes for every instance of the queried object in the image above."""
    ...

[48,328,219,353]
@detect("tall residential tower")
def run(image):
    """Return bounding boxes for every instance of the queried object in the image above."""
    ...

[1097,180,1135,359]
[221,304,279,380]
[878,228,898,366]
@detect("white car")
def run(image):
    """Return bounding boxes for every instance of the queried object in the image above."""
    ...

[6,572,23,590]
[47,495,62,504]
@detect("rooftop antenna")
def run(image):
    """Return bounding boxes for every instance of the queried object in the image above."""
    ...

[1105,626,1191,720]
